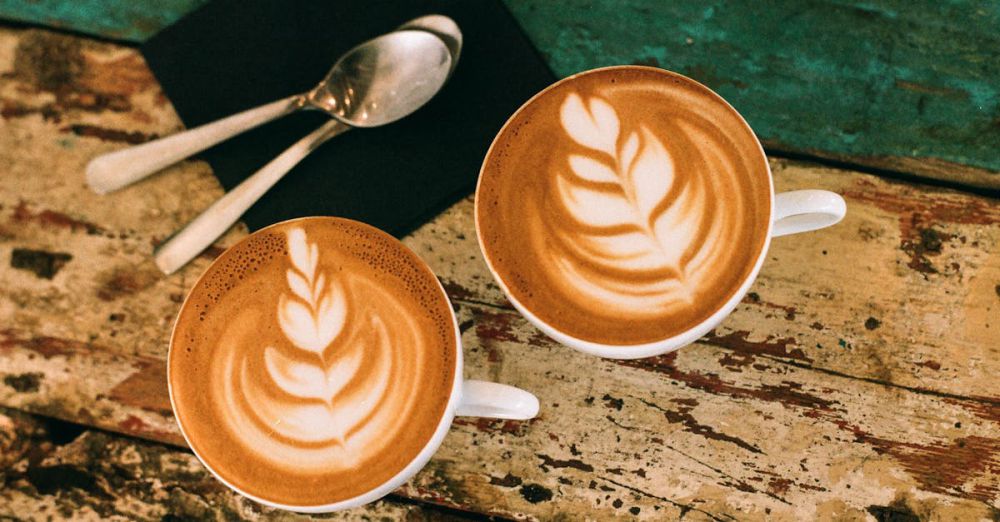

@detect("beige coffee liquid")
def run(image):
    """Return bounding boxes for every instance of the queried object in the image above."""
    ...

[477,67,771,345]
[170,217,456,506]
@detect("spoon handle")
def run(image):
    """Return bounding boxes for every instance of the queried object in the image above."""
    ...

[86,95,302,194]
[153,119,350,275]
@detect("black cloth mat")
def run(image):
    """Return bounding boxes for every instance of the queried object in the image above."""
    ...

[142,0,554,235]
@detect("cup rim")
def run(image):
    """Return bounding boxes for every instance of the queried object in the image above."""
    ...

[166,216,465,512]
[473,65,775,358]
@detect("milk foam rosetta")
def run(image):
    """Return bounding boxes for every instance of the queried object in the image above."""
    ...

[477,67,771,345]
[170,219,455,506]
[215,228,422,471]
[550,92,725,314]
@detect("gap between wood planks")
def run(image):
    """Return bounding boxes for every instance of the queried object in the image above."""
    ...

[0,17,134,47]
[755,353,1000,407]
[765,147,1000,200]
[449,297,1000,411]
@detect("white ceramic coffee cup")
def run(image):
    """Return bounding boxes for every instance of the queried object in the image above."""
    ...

[167,220,540,513]
[474,67,846,360]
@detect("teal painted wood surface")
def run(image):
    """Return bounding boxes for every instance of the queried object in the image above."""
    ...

[0,0,206,42]
[0,0,997,188]
[507,0,1000,188]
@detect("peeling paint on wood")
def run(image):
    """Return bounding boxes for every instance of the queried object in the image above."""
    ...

[0,408,473,521]
[2,1,998,188]
[3,372,43,393]
[60,123,158,144]
[10,248,72,279]
[0,327,184,447]
[12,201,105,236]
[1,25,999,521]
[507,0,1000,189]
[0,0,208,42]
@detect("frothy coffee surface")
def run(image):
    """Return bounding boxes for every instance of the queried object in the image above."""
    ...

[170,218,456,506]
[477,67,771,345]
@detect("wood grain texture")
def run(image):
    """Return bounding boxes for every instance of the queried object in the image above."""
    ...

[0,408,478,521]
[1,0,997,188]
[1,26,999,521]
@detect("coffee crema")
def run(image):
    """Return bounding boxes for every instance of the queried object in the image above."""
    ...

[170,218,456,506]
[477,67,771,345]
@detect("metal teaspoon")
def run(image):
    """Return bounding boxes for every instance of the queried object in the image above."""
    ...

[152,30,451,274]
[86,30,450,195]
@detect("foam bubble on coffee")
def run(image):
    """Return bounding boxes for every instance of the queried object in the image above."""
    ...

[478,67,771,346]
[170,218,456,506]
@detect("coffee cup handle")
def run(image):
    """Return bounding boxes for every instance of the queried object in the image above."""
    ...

[455,380,540,420]
[772,190,847,237]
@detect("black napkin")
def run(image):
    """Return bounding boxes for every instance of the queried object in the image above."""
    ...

[141,0,554,235]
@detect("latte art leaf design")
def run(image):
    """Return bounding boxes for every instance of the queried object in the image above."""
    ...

[201,222,440,476]
[278,228,346,354]
[268,228,355,404]
[561,94,620,156]
[237,227,393,447]
[262,345,362,403]
[551,92,718,312]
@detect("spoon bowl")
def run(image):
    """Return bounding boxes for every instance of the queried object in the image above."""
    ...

[398,15,463,75]
[307,30,451,126]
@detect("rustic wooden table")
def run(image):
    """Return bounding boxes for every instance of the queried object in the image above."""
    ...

[1,3,998,520]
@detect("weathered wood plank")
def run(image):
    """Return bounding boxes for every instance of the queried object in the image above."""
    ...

[1,1,998,188]
[5,303,998,519]
[0,408,480,521]
[0,27,246,364]
[0,0,207,42]
[2,25,1000,521]
[422,304,1000,520]
[510,0,1000,189]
